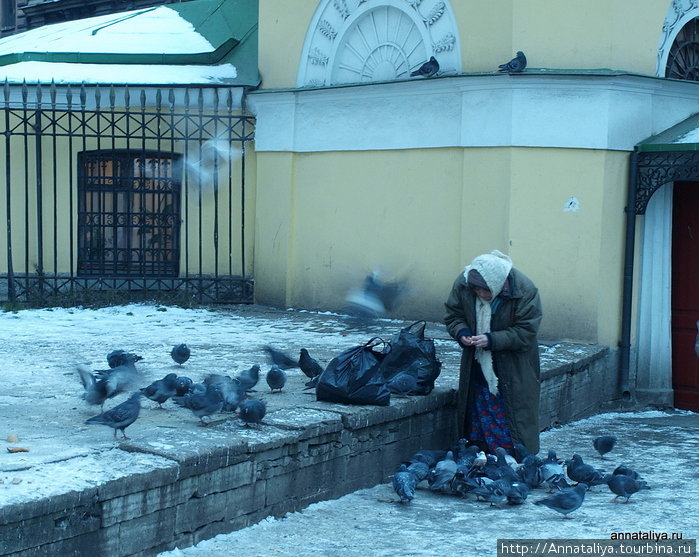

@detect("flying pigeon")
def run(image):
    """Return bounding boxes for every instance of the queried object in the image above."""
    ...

[239,399,266,428]
[77,363,140,410]
[299,348,324,384]
[266,365,288,393]
[236,364,261,392]
[498,51,527,73]
[410,56,439,78]
[606,474,647,503]
[392,464,418,504]
[172,383,224,424]
[263,346,299,370]
[593,435,617,458]
[85,392,143,439]
[171,344,191,366]
[534,483,588,519]
[107,349,143,368]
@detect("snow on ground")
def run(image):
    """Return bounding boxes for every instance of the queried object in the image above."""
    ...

[158,409,699,557]
[2,304,697,557]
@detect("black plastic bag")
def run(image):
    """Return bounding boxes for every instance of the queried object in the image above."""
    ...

[316,338,391,406]
[379,321,442,395]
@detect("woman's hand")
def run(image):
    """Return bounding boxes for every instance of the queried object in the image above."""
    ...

[462,334,489,348]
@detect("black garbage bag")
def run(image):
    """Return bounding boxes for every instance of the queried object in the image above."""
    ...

[379,321,442,395]
[316,338,391,406]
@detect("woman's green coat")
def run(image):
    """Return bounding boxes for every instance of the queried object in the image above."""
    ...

[444,267,543,454]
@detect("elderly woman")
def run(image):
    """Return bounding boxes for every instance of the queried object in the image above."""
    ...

[444,250,543,455]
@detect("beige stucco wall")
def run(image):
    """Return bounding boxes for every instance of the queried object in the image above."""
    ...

[258,0,669,89]
[254,146,627,345]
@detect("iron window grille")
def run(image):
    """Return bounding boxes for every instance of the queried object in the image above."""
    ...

[77,149,182,277]
[665,17,699,80]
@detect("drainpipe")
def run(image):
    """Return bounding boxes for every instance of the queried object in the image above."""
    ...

[618,149,639,402]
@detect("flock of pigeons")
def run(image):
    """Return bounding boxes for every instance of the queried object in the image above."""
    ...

[77,344,326,439]
[393,435,649,518]
[410,50,527,79]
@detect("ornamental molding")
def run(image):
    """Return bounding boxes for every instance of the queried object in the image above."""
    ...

[656,0,699,76]
[297,0,461,87]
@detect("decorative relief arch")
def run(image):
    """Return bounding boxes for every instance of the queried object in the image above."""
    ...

[298,0,461,87]
[656,0,699,77]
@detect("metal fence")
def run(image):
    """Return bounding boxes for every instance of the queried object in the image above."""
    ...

[0,81,255,306]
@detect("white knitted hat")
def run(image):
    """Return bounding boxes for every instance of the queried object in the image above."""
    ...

[463,250,513,299]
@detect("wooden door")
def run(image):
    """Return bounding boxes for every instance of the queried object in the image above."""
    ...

[672,181,699,410]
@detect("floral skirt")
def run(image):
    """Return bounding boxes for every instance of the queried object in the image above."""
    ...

[468,367,513,453]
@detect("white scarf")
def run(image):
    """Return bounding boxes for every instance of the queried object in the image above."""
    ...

[463,250,513,395]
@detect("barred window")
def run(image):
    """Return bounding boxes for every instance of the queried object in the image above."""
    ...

[666,17,699,80]
[77,150,182,277]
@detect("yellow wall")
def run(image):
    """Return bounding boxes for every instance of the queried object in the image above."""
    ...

[253,146,627,345]
[258,0,669,89]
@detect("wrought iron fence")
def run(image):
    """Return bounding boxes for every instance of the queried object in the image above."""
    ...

[0,81,254,306]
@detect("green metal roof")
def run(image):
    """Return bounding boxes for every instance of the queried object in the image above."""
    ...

[0,0,259,86]
[636,113,699,153]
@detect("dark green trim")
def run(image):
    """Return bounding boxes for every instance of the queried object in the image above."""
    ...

[635,112,699,152]
[0,37,240,66]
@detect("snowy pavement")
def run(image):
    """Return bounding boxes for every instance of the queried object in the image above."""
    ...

[1,303,694,557]
[158,410,699,556]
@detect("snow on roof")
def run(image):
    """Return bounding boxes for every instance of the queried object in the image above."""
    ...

[0,6,214,56]
[672,127,699,144]
[0,60,237,85]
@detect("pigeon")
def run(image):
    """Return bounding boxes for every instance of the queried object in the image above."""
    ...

[236,364,261,392]
[454,442,479,468]
[386,372,417,396]
[410,56,439,78]
[239,399,266,428]
[174,376,194,396]
[606,474,647,503]
[171,344,191,365]
[518,454,544,489]
[498,51,527,73]
[406,461,430,483]
[593,435,617,458]
[392,464,418,504]
[85,392,143,439]
[613,464,642,480]
[172,383,224,424]
[140,373,178,408]
[299,348,323,379]
[77,363,140,410]
[472,477,511,507]
[540,449,564,482]
[204,374,247,412]
[512,443,532,464]
[543,473,574,492]
[566,454,610,487]
[407,449,447,469]
[266,365,287,393]
[428,451,457,491]
[263,346,299,369]
[483,448,518,483]
[107,350,143,368]
[534,483,588,519]
[506,481,530,505]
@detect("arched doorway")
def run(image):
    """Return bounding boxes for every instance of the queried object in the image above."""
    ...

[671,181,699,409]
